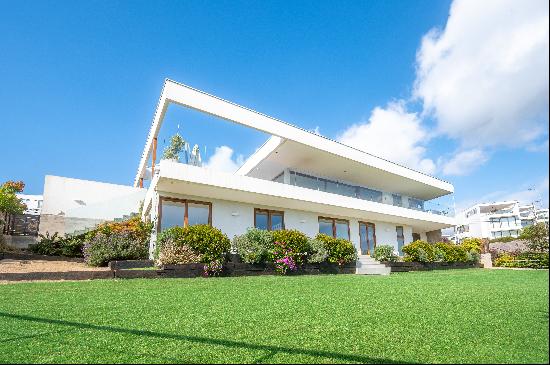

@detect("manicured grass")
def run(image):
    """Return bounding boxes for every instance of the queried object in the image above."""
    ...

[0,270,548,363]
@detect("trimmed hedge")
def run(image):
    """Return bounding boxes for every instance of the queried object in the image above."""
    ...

[403,240,479,264]
[315,233,357,266]
[231,228,273,264]
[495,252,549,269]
[373,245,397,262]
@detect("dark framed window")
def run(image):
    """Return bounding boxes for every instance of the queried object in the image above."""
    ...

[318,217,350,240]
[396,226,405,256]
[158,197,212,232]
[254,209,284,231]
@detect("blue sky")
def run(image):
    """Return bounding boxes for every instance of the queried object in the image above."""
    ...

[1,0,548,210]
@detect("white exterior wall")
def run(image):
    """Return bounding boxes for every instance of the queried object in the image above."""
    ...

[153,191,417,256]
[16,194,43,215]
[40,175,146,236]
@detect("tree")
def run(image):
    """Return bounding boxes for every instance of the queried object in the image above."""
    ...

[520,222,549,252]
[162,133,186,162]
[0,180,27,228]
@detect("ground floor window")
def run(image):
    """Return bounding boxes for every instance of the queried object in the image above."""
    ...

[254,209,284,231]
[396,226,405,256]
[318,217,350,240]
[159,197,211,231]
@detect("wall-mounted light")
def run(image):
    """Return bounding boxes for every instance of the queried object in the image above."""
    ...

[299,219,306,223]
[231,212,239,217]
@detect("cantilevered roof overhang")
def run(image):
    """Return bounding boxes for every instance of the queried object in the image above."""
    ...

[135,79,454,200]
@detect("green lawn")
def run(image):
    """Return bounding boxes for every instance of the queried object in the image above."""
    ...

[0,269,548,364]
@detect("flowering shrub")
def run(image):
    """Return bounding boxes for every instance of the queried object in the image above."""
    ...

[232,228,273,264]
[271,229,310,266]
[84,231,149,267]
[307,238,328,263]
[154,239,200,266]
[460,238,483,253]
[271,241,298,274]
[315,234,357,266]
[402,240,435,262]
[204,259,224,276]
[156,225,230,274]
[87,216,152,243]
[373,245,397,262]
[434,242,468,263]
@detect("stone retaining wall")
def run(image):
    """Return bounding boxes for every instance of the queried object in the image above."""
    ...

[382,261,482,272]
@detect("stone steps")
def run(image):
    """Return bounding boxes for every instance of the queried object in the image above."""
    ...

[356,255,391,275]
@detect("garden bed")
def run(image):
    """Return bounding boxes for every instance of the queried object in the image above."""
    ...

[382,261,482,272]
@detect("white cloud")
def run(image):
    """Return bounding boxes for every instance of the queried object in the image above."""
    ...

[337,101,436,174]
[414,0,549,149]
[441,148,489,176]
[456,177,549,212]
[204,146,244,173]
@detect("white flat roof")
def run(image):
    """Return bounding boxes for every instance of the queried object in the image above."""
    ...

[135,79,454,198]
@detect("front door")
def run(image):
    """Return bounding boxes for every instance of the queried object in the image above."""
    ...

[359,222,376,255]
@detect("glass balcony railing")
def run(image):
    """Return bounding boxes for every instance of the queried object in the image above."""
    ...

[275,170,455,217]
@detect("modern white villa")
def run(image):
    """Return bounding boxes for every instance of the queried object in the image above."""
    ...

[454,200,549,242]
[36,79,456,262]
[133,80,456,257]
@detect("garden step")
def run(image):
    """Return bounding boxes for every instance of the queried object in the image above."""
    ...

[356,257,391,275]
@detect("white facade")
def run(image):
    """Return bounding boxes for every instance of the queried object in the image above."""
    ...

[39,175,146,236]
[138,80,456,257]
[454,201,548,242]
[16,194,43,215]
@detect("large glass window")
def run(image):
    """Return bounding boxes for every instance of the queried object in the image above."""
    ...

[357,187,383,203]
[159,198,211,231]
[187,202,210,226]
[392,194,403,207]
[318,217,350,240]
[408,198,425,211]
[254,209,284,231]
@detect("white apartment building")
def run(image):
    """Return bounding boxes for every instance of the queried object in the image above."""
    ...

[16,194,43,216]
[455,200,548,242]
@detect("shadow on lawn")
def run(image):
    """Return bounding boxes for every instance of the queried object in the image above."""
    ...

[0,312,410,364]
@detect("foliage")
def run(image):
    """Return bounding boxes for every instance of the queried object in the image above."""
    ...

[30,232,86,257]
[156,225,230,270]
[307,238,328,263]
[86,216,152,243]
[83,231,149,267]
[271,241,298,274]
[373,245,398,262]
[460,237,483,253]
[232,228,273,264]
[0,180,26,225]
[433,247,445,262]
[434,242,468,263]
[402,240,434,262]
[162,133,186,161]
[488,236,517,243]
[494,252,549,269]
[519,222,549,252]
[154,239,200,266]
[315,233,357,266]
[271,229,310,266]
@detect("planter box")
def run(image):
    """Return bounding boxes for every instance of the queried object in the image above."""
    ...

[108,260,154,270]
[382,261,482,272]
[0,271,113,281]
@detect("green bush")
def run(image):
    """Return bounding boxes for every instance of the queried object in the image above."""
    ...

[271,229,310,266]
[460,238,483,253]
[434,242,468,263]
[232,228,273,264]
[307,238,328,263]
[30,232,85,258]
[402,240,434,262]
[373,245,397,262]
[83,231,149,267]
[495,252,549,269]
[156,225,230,268]
[316,233,357,266]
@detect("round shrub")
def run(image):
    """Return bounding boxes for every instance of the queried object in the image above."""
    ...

[315,233,357,266]
[402,240,434,262]
[83,231,149,267]
[307,238,328,263]
[460,238,483,253]
[156,225,230,266]
[232,228,273,264]
[373,245,397,262]
[271,229,310,265]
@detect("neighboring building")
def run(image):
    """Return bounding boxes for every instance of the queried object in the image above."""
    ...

[454,201,548,242]
[16,194,43,215]
[38,175,145,237]
[134,80,456,258]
